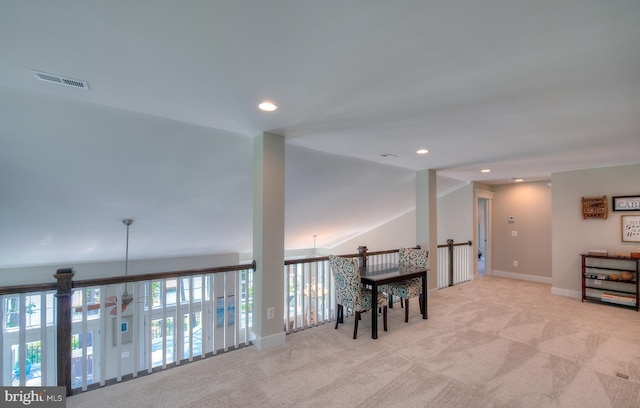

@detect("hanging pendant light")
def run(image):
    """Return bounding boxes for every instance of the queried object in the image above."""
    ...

[113,219,134,315]
[123,219,133,277]
[74,219,136,315]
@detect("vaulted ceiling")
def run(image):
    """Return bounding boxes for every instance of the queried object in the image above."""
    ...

[1,1,639,269]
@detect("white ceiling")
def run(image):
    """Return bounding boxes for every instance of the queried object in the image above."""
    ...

[1,1,639,269]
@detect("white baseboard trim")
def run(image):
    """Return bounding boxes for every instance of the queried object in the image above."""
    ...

[492,269,552,285]
[491,270,582,300]
[551,286,581,299]
[252,330,286,350]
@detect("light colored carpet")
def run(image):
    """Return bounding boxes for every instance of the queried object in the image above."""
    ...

[68,276,640,408]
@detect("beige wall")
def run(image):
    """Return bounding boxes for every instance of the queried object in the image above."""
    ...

[492,181,552,282]
[551,163,640,297]
[329,182,476,256]
[328,210,416,255]
[437,183,474,244]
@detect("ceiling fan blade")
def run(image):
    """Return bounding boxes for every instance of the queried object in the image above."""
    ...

[74,303,102,312]
[110,304,128,315]
[105,296,117,302]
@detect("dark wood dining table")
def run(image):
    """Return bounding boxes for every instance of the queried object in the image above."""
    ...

[360,263,428,339]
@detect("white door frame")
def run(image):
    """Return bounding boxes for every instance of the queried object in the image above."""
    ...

[475,189,494,277]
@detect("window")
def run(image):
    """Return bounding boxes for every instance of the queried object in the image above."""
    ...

[4,294,54,331]
[71,289,102,321]
[71,332,94,387]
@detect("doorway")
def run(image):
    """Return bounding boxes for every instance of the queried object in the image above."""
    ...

[475,191,493,277]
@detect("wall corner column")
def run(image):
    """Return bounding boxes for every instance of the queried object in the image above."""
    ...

[416,169,438,290]
[252,132,286,349]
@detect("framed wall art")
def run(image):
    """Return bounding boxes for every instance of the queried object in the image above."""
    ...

[622,215,640,243]
[612,195,640,212]
[112,315,133,345]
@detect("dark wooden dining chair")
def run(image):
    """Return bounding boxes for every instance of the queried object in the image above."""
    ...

[329,255,388,339]
[379,248,427,322]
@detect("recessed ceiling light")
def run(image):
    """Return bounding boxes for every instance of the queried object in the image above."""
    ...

[416,149,429,155]
[258,101,278,112]
[480,169,491,173]
[513,178,524,182]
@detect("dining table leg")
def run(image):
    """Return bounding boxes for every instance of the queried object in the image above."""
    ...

[371,282,378,339]
[422,272,428,319]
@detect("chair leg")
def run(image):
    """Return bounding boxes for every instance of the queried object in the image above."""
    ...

[419,294,424,315]
[353,311,360,339]
[383,306,388,331]
[335,305,342,329]
[388,294,394,308]
[404,298,409,323]
[400,297,404,308]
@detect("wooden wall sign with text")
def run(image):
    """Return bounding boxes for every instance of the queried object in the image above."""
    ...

[582,196,608,220]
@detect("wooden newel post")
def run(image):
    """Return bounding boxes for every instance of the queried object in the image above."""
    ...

[446,239,454,287]
[358,246,368,268]
[54,268,74,396]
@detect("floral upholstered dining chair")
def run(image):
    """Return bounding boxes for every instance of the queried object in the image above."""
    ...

[379,248,427,322]
[328,255,388,339]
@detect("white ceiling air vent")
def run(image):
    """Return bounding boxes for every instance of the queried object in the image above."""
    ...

[32,70,90,90]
